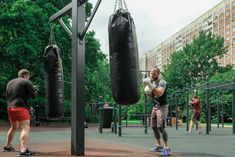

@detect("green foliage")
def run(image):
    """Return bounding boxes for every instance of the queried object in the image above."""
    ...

[163,31,230,90]
[0,0,54,97]
[210,69,235,83]
[85,31,112,102]
[0,1,112,113]
[208,69,235,122]
[163,31,234,123]
[123,86,153,120]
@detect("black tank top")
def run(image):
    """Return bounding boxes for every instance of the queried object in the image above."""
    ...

[152,80,168,106]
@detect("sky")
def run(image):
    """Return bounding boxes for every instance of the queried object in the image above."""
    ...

[88,0,223,57]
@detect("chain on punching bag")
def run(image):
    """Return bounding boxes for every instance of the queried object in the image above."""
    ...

[44,26,64,119]
[108,0,140,105]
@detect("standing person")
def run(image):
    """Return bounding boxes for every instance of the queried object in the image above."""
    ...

[187,96,202,134]
[3,69,38,156]
[143,66,171,156]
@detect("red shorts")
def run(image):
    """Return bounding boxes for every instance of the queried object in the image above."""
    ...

[191,112,201,122]
[7,107,30,122]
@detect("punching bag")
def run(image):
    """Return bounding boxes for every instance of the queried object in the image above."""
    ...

[44,44,64,119]
[108,8,140,105]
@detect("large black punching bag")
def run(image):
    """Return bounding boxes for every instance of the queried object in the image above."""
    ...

[108,8,140,105]
[44,44,64,119]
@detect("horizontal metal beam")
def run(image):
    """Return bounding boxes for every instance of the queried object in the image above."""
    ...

[193,84,205,90]
[50,2,72,22]
[50,0,88,23]
[209,83,234,90]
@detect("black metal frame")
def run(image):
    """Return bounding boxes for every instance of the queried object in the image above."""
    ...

[205,78,235,134]
[177,79,235,134]
[140,70,150,134]
[49,0,102,155]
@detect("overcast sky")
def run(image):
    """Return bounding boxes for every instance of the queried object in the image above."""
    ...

[88,0,222,56]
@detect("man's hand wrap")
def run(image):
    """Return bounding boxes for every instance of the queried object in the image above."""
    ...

[144,86,152,96]
[143,78,155,90]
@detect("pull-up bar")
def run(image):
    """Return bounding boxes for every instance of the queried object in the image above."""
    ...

[205,78,235,135]
[50,4,71,22]
[49,0,102,156]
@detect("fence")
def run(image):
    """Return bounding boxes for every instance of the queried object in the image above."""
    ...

[0,98,153,130]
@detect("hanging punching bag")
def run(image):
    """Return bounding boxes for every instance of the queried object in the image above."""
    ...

[108,8,140,105]
[44,44,64,119]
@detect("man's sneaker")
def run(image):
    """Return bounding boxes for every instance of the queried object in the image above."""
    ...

[198,131,202,134]
[160,147,171,156]
[2,146,15,152]
[186,131,192,134]
[150,145,163,152]
[18,149,35,156]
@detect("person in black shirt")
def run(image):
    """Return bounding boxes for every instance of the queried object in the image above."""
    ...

[143,66,171,156]
[3,69,38,156]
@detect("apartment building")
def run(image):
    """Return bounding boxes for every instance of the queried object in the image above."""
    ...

[139,0,235,71]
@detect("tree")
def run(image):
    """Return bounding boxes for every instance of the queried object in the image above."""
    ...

[85,31,111,102]
[163,31,229,89]
[0,0,112,105]
[163,31,233,123]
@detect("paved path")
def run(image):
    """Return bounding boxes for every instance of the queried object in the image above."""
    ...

[0,124,234,157]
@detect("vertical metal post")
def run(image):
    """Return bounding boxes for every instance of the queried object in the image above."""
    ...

[118,105,122,137]
[170,95,173,127]
[114,103,117,134]
[186,83,189,131]
[206,81,210,134]
[175,90,178,130]
[71,0,85,155]
[221,94,224,128]
[99,107,103,134]
[232,78,235,134]
[98,98,103,132]
[125,106,128,127]
[144,73,148,134]
[217,92,220,128]
[144,58,148,133]
[144,92,148,133]
[196,121,198,130]
[209,90,211,132]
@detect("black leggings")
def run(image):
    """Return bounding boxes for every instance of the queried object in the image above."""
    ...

[152,127,168,142]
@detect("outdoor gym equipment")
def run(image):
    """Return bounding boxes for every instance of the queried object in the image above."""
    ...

[49,0,139,155]
[205,78,235,134]
[98,106,117,134]
[109,1,140,105]
[44,43,64,119]
[182,78,235,134]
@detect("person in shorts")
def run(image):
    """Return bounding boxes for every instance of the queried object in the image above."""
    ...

[187,96,202,134]
[3,69,38,156]
[143,66,171,156]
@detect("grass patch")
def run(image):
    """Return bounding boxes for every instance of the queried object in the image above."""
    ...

[121,120,142,125]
